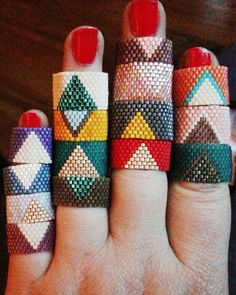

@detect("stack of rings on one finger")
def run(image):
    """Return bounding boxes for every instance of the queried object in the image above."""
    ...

[52,72,110,207]
[111,37,174,171]
[170,66,232,183]
[4,127,55,254]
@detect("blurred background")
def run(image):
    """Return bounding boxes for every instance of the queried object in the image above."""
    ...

[0,0,235,294]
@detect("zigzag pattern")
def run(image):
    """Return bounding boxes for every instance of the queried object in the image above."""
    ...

[53,72,108,111]
[54,110,108,141]
[53,141,108,177]
[7,221,55,254]
[114,62,173,101]
[6,193,54,224]
[53,177,110,207]
[170,144,232,183]
[174,106,230,144]
[111,101,173,140]
[117,37,172,64]
[111,139,171,171]
[4,164,51,195]
[9,128,52,164]
[173,66,229,106]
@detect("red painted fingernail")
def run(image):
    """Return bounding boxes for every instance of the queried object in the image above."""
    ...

[129,0,159,37]
[19,112,42,128]
[72,27,98,65]
[181,47,212,68]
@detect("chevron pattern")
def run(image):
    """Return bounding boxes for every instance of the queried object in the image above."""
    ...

[174,106,230,144]
[9,128,52,164]
[111,139,171,171]
[54,110,108,141]
[117,37,172,64]
[7,221,55,254]
[53,141,108,177]
[114,62,173,101]
[173,66,229,106]
[53,176,110,207]
[111,101,173,140]
[170,144,232,183]
[53,72,108,111]
[4,164,51,195]
[6,193,54,224]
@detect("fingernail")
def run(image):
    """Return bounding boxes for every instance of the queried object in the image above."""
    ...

[72,27,98,65]
[129,0,159,37]
[19,112,42,128]
[181,47,212,68]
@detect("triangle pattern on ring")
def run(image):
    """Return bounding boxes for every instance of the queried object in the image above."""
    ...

[21,198,52,223]
[62,111,89,136]
[125,143,159,170]
[121,112,156,139]
[58,146,99,177]
[184,117,220,144]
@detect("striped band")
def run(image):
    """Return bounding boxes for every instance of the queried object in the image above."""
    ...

[53,177,110,207]
[173,66,230,106]
[4,164,51,195]
[9,127,52,164]
[111,139,171,171]
[174,106,230,144]
[111,101,173,140]
[117,37,173,64]
[7,221,55,254]
[54,110,108,141]
[114,62,173,101]
[6,193,54,224]
[170,144,232,183]
[53,72,108,111]
[53,141,108,177]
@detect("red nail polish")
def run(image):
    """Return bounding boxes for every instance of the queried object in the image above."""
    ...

[182,47,212,68]
[129,0,159,37]
[19,112,42,128]
[72,27,98,65]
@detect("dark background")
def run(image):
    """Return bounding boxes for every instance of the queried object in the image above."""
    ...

[0,0,236,294]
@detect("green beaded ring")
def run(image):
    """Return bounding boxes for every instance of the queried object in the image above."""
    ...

[170,144,232,183]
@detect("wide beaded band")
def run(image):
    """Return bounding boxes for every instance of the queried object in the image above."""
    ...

[53,141,108,177]
[7,221,55,254]
[9,128,52,164]
[174,106,230,144]
[173,66,230,106]
[111,139,171,171]
[53,72,108,110]
[6,193,55,224]
[54,110,108,141]
[111,101,173,140]
[114,62,173,101]
[4,164,51,195]
[170,144,232,183]
[53,177,110,207]
[117,37,173,64]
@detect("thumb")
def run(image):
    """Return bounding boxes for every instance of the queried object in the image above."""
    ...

[167,48,231,292]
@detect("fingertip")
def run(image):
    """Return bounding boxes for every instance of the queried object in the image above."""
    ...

[63,26,104,72]
[178,47,219,69]
[122,0,166,39]
[18,109,49,128]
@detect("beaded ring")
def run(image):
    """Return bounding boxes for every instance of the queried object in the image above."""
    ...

[9,128,52,164]
[111,100,173,140]
[53,141,108,177]
[173,66,230,106]
[117,37,173,64]
[174,106,230,144]
[111,139,171,171]
[53,72,108,111]
[170,144,232,183]
[114,62,173,101]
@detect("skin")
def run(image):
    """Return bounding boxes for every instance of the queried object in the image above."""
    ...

[5,1,230,294]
